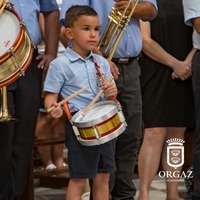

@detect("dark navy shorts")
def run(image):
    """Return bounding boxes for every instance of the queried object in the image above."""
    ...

[65,120,116,179]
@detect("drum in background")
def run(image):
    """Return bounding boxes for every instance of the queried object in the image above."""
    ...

[0,3,34,87]
[71,100,127,146]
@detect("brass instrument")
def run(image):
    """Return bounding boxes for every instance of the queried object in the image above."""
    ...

[98,0,139,60]
[0,87,16,121]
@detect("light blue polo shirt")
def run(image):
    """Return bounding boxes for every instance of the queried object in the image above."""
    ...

[183,0,200,49]
[11,0,59,46]
[44,47,112,112]
[60,0,158,58]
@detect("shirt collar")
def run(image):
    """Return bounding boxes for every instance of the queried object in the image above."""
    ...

[64,47,95,62]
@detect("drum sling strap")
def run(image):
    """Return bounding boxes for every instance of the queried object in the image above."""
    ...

[62,58,104,120]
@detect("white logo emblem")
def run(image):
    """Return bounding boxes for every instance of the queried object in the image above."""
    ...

[167,138,185,169]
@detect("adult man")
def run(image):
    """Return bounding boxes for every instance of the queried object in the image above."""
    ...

[60,1,157,199]
[0,1,60,199]
[35,0,67,172]
[182,1,200,199]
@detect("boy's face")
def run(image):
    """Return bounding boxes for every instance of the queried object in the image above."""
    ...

[65,15,100,58]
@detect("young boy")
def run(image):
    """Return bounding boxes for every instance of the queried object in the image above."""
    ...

[43,5,117,200]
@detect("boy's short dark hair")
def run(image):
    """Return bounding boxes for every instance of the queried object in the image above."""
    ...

[65,5,98,28]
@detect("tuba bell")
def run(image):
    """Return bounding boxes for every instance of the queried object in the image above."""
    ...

[0,87,17,121]
[98,0,139,60]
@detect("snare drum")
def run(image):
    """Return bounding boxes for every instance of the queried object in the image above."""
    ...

[0,4,34,87]
[71,100,127,146]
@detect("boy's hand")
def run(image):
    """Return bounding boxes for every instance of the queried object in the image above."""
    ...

[102,81,117,100]
[48,102,63,118]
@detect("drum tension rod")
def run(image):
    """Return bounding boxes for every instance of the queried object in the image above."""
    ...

[7,48,25,76]
[5,1,13,9]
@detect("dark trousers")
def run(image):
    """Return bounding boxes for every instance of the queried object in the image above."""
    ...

[110,59,143,200]
[0,51,42,200]
[191,51,200,200]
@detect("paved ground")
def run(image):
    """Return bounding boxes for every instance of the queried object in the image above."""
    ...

[34,175,192,200]
[34,148,192,200]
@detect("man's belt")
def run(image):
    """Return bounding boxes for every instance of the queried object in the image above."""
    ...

[112,56,140,64]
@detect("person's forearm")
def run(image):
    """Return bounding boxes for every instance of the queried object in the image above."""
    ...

[44,93,58,110]
[142,37,179,69]
[185,48,196,62]
[132,2,157,20]
[193,17,200,34]
[44,10,60,57]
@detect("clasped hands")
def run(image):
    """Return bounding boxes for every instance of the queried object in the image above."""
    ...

[171,60,192,81]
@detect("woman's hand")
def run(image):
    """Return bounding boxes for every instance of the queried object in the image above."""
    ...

[171,60,192,81]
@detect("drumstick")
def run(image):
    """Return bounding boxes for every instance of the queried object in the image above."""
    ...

[82,76,114,115]
[0,0,4,7]
[0,0,8,17]
[47,85,89,113]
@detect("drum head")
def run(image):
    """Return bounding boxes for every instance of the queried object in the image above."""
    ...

[76,103,115,122]
[0,8,33,87]
[72,100,119,127]
[0,9,21,57]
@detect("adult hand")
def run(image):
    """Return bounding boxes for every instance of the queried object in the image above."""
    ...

[107,60,120,80]
[114,0,134,16]
[171,60,192,81]
[36,53,56,72]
